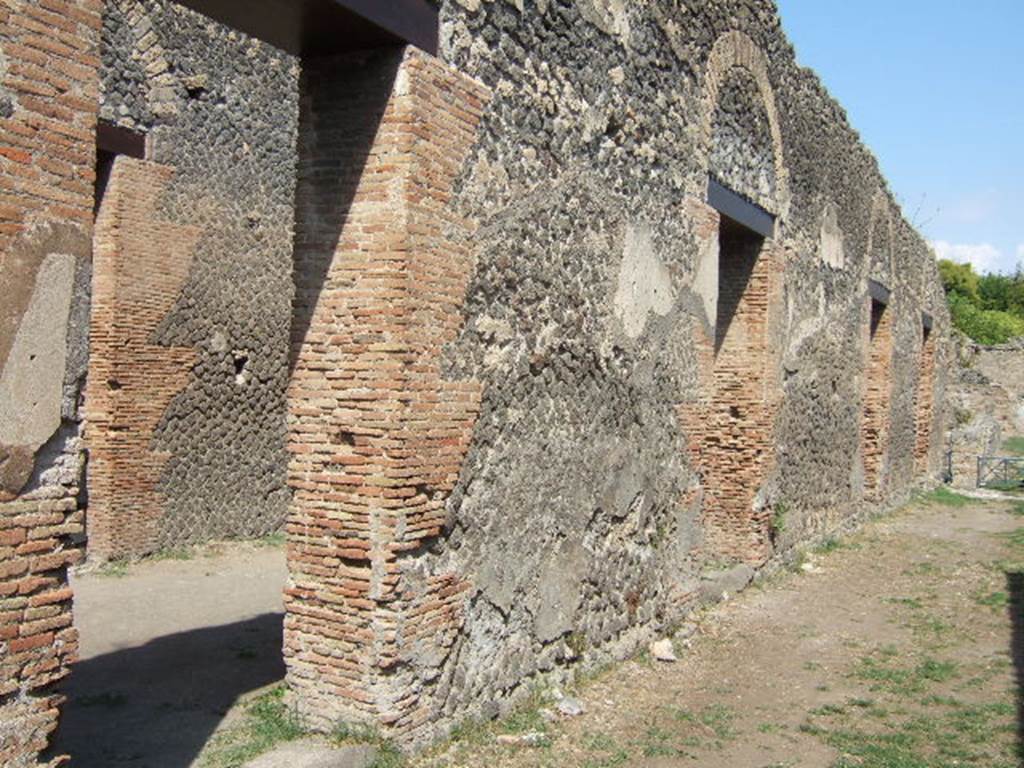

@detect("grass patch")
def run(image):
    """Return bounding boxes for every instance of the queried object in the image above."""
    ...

[94,558,130,578]
[150,546,195,562]
[638,724,680,758]
[816,537,845,554]
[919,487,972,508]
[807,700,1017,767]
[975,590,1010,610]
[330,723,404,768]
[1002,436,1024,456]
[199,686,304,768]
[853,651,958,696]
[672,702,736,746]
[581,731,631,768]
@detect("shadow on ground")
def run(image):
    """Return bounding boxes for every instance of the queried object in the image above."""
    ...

[48,613,285,768]
[1008,570,1024,761]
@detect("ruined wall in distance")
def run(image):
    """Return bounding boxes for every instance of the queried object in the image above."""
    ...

[946,338,1024,487]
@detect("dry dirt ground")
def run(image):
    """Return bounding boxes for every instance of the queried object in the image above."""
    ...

[50,495,1023,768]
[413,495,1023,768]
[49,540,288,767]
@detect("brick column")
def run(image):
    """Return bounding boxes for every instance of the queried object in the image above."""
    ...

[284,47,489,741]
[861,297,894,499]
[680,203,784,566]
[0,1,100,766]
[914,326,936,472]
[86,157,200,560]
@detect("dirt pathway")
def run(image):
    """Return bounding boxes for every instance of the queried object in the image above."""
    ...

[414,497,1023,768]
[51,542,287,767]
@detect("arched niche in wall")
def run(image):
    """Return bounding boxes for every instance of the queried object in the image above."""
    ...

[700,30,790,221]
[685,31,789,566]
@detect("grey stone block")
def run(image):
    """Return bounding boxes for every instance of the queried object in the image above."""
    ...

[699,564,756,603]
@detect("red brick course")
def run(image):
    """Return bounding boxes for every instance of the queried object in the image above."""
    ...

[914,326,936,472]
[284,47,489,739]
[85,156,199,560]
[861,297,894,500]
[680,204,784,566]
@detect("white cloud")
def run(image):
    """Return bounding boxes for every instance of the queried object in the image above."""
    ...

[1017,243,1024,263]
[931,240,1004,273]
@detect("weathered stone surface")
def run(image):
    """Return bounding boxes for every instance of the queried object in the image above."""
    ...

[649,638,678,663]
[0,1,954,763]
[700,565,756,604]
[946,337,1024,487]
[614,223,675,338]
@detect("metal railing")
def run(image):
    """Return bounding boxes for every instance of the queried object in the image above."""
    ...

[976,455,1024,490]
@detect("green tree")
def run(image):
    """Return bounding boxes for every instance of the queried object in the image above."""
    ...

[939,259,1024,344]
[938,259,980,302]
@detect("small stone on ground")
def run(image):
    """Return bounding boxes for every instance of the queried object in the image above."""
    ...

[649,638,677,662]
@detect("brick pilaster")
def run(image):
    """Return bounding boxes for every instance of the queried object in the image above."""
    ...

[914,326,936,472]
[861,297,894,499]
[85,156,200,560]
[283,46,489,741]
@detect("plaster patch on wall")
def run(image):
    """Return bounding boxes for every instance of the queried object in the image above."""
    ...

[0,252,75,452]
[693,225,720,330]
[819,202,845,269]
[614,224,674,339]
[533,538,586,642]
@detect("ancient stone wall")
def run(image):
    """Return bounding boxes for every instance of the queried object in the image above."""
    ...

[962,341,1024,438]
[295,0,949,744]
[946,338,1024,487]
[90,0,299,554]
[0,1,100,765]
[0,0,956,760]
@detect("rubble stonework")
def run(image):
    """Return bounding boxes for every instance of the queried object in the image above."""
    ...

[946,338,1024,487]
[0,0,956,763]
[354,0,951,743]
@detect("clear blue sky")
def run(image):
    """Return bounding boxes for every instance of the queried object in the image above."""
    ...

[776,0,1024,274]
